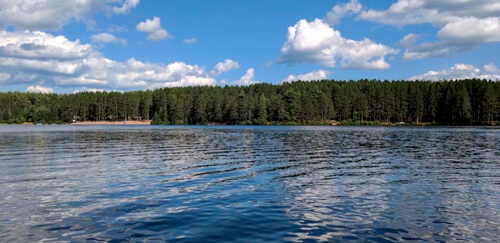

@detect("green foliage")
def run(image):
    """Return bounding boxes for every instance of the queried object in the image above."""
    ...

[26,106,52,123]
[0,79,499,125]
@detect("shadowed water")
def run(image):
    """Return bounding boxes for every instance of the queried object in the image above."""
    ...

[0,125,499,242]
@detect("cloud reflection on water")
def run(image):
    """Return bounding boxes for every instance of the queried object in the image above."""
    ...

[0,126,499,242]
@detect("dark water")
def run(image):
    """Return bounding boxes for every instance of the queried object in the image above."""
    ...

[0,125,499,242]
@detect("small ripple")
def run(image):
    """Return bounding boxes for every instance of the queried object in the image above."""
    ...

[0,126,499,242]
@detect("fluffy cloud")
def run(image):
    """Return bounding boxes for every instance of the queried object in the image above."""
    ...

[438,17,500,44]
[359,0,500,59]
[283,70,330,83]
[91,33,126,45]
[0,31,92,60]
[183,38,197,45]
[210,59,240,76]
[278,19,398,69]
[409,63,500,81]
[324,0,362,26]
[112,0,140,14]
[0,0,140,30]
[0,30,223,91]
[26,85,53,94]
[359,0,500,27]
[232,68,259,86]
[136,17,169,41]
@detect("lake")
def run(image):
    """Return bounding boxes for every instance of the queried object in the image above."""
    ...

[0,125,499,242]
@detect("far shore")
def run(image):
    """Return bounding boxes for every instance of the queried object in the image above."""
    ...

[71,120,151,125]
[2,121,498,127]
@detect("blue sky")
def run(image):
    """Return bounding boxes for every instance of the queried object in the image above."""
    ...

[1,0,500,93]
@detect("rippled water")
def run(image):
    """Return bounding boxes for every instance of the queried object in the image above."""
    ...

[0,125,499,242]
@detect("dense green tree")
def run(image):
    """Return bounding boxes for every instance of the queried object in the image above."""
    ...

[1,79,499,125]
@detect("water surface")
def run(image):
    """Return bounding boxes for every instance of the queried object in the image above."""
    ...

[0,125,499,242]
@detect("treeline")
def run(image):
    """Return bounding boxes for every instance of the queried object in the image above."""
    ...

[1,79,499,125]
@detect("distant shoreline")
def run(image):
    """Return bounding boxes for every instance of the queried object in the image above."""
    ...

[71,120,151,125]
[1,120,499,127]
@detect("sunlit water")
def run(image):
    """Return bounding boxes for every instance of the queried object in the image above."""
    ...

[0,125,499,242]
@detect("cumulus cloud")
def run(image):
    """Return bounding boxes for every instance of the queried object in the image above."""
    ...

[0,30,223,91]
[283,70,330,83]
[359,0,500,59]
[0,31,92,60]
[232,68,259,86]
[409,63,500,81]
[0,0,140,30]
[26,85,53,94]
[136,17,169,41]
[278,19,398,69]
[112,0,140,14]
[183,38,197,45]
[210,59,240,76]
[324,0,362,26]
[438,17,500,44]
[91,33,126,45]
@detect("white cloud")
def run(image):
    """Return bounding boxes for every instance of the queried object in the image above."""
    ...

[0,57,84,76]
[0,73,10,82]
[0,0,140,30]
[0,30,222,91]
[399,34,419,48]
[402,41,474,60]
[136,17,161,32]
[324,0,362,26]
[232,68,259,86]
[283,70,330,83]
[147,29,168,41]
[112,0,140,14]
[0,30,92,60]
[210,59,240,76]
[183,38,197,45]
[161,76,216,88]
[360,0,500,27]
[278,19,398,69]
[91,33,126,45]
[359,0,500,59]
[136,16,169,41]
[26,85,53,94]
[437,17,500,44]
[484,63,500,74]
[409,63,500,81]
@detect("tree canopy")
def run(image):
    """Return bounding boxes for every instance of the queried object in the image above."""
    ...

[1,79,499,125]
